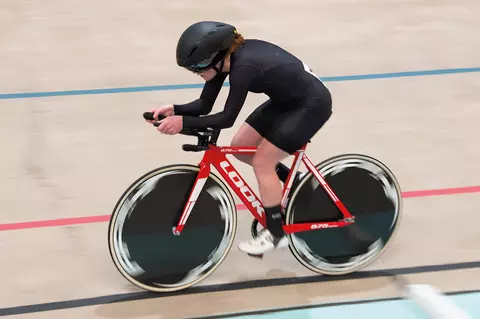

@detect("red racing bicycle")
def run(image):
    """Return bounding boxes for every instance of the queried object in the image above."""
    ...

[107,112,403,292]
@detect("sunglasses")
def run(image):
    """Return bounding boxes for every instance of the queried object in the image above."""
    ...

[185,51,219,73]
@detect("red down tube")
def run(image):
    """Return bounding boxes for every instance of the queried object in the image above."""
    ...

[207,146,268,228]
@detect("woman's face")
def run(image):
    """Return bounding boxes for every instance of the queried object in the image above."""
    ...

[196,67,218,81]
[194,60,226,81]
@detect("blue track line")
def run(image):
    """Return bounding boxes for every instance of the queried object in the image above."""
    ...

[1,67,479,100]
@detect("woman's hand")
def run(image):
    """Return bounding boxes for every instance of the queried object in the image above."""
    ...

[146,105,175,123]
[156,116,183,135]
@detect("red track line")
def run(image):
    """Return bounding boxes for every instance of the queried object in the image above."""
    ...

[0,215,111,232]
[402,185,480,198]
[1,185,479,232]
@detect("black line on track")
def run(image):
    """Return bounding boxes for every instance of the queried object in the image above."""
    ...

[1,260,479,316]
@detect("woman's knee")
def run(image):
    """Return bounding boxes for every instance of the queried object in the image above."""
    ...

[252,140,289,175]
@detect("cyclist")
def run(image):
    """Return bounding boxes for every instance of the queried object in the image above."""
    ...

[147,21,332,256]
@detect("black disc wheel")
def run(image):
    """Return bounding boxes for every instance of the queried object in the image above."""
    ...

[108,164,237,292]
[285,154,402,275]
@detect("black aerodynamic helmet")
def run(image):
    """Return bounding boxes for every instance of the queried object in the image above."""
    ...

[176,21,237,72]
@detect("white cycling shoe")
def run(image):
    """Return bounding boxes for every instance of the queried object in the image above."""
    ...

[238,229,289,257]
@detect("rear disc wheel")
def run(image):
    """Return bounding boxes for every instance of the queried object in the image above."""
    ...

[286,154,403,275]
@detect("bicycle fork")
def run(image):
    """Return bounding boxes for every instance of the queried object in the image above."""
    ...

[172,162,211,236]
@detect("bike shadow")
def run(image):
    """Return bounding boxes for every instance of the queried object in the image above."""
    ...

[93,270,399,318]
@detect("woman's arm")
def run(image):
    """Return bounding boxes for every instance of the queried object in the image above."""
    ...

[181,65,260,129]
[173,72,228,116]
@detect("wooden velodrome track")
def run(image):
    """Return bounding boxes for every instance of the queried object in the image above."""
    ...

[1,0,479,318]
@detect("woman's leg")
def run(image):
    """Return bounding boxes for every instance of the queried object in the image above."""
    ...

[230,100,275,163]
[252,139,290,233]
[237,100,297,180]
[231,122,297,183]
[238,95,333,256]
[231,120,288,236]
[230,122,263,164]
[237,138,290,255]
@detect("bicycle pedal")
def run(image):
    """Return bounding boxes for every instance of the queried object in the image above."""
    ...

[247,253,264,259]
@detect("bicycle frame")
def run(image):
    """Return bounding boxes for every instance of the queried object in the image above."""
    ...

[173,144,355,235]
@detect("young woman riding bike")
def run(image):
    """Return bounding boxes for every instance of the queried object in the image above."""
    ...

[147,21,332,256]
